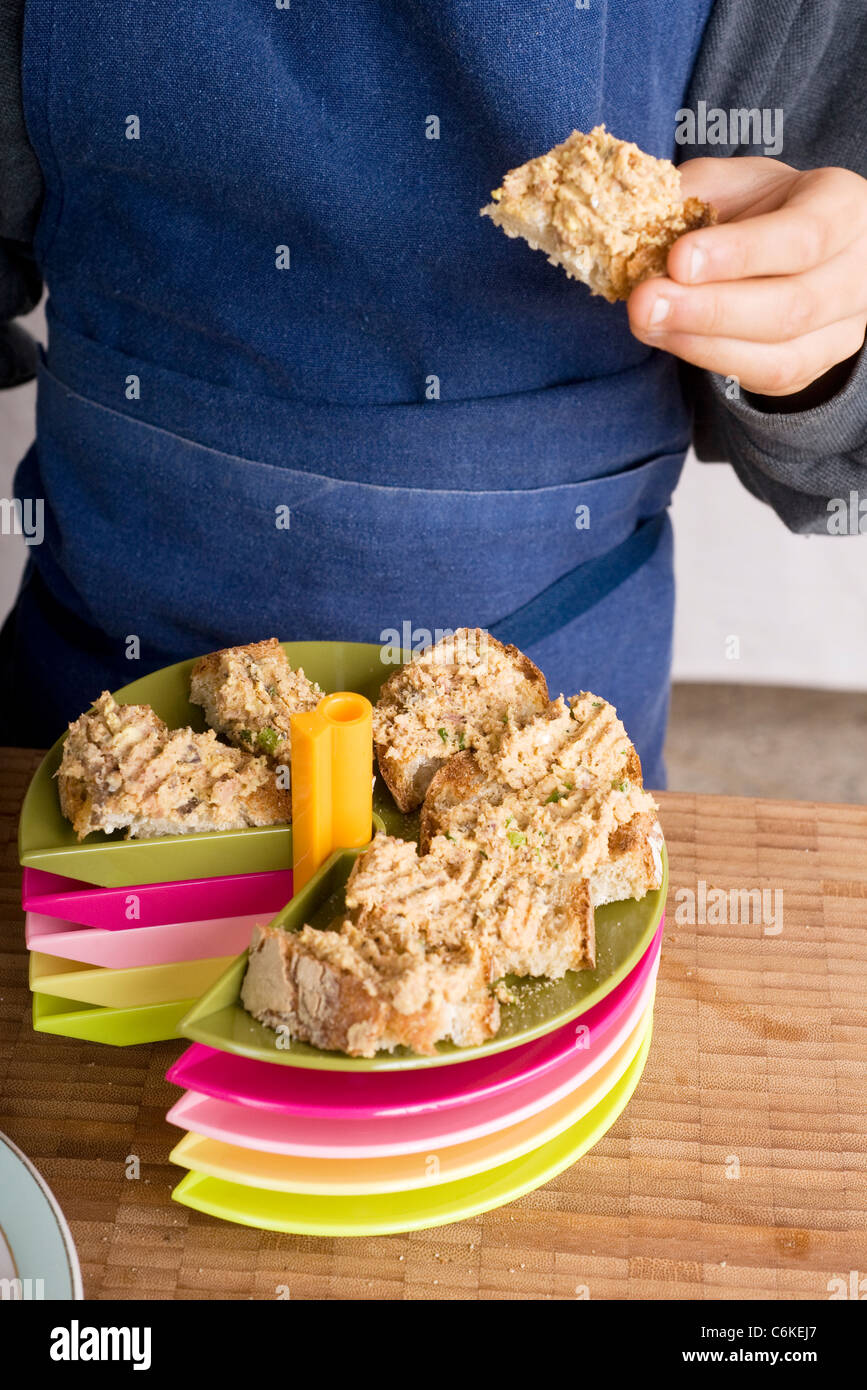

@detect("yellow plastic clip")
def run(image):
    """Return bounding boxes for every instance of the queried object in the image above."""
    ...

[289,691,373,892]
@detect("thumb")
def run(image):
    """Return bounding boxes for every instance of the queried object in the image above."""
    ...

[677,154,796,222]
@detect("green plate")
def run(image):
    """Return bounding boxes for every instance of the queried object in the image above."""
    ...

[32,991,198,1046]
[0,1131,83,1298]
[179,842,667,1071]
[171,1021,652,1235]
[18,642,404,887]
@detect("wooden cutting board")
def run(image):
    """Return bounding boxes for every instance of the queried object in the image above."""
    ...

[1,747,865,1300]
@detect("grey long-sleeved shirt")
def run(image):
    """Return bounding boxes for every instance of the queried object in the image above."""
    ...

[1,0,865,533]
[683,0,867,532]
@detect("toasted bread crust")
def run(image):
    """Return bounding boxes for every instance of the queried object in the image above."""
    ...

[242,920,500,1058]
[419,750,488,854]
[192,637,282,677]
[606,198,716,298]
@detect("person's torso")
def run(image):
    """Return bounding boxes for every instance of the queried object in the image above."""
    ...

[16,0,714,781]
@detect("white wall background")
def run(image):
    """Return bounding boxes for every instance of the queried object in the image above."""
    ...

[671,452,867,690]
[1,300,865,691]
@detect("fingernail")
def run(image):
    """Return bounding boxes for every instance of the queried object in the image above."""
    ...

[648,296,670,328]
[688,246,707,281]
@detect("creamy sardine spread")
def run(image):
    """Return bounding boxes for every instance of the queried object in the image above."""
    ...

[190,637,322,766]
[373,629,544,768]
[440,693,656,883]
[57,691,289,839]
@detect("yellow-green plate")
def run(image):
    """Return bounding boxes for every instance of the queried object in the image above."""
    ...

[178,844,667,1071]
[170,1021,651,1234]
[29,952,236,1008]
[32,991,197,1045]
[18,642,402,888]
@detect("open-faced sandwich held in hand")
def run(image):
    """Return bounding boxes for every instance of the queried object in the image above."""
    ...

[56,691,291,840]
[372,627,549,813]
[190,637,323,766]
[481,124,716,302]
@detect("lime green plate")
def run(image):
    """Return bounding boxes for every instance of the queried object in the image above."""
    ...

[32,991,197,1045]
[179,845,666,1071]
[18,642,402,888]
[171,1022,651,1235]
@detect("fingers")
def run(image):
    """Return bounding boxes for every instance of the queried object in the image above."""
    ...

[631,161,867,396]
[627,313,867,397]
[669,167,867,283]
[629,240,867,344]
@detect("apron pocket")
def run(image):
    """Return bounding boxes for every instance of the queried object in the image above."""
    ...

[30,356,685,653]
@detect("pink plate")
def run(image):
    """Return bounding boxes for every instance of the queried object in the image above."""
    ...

[21,866,293,931]
[25,911,262,969]
[166,921,663,1118]
[165,962,658,1157]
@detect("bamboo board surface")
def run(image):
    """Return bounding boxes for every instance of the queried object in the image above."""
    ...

[1,747,865,1300]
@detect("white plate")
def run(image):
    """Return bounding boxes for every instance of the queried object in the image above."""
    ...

[0,1131,83,1300]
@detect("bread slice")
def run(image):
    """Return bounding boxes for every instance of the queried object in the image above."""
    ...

[240,826,597,1056]
[420,693,663,907]
[241,920,499,1058]
[373,627,549,813]
[57,691,291,840]
[481,124,716,302]
[241,834,500,1057]
[190,637,322,765]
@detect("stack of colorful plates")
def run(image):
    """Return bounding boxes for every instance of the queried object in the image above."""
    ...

[166,844,667,1236]
[22,866,291,1045]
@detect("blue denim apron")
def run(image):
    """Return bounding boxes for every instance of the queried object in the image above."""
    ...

[11,0,712,785]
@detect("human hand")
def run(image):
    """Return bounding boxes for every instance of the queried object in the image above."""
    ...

[628,157,867,399]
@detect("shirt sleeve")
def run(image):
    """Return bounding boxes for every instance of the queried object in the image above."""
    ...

[687,348,867,533]
[0,0,44,388]
[681,0,867,533]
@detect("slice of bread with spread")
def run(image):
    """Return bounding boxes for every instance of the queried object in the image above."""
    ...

[481,124,716,302]
[241,829,594,1057]
[373,627,549,813]
[420,693,663,907]
[241,834,501,1056]
[57,692,291,840]
[190,637,323,767]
